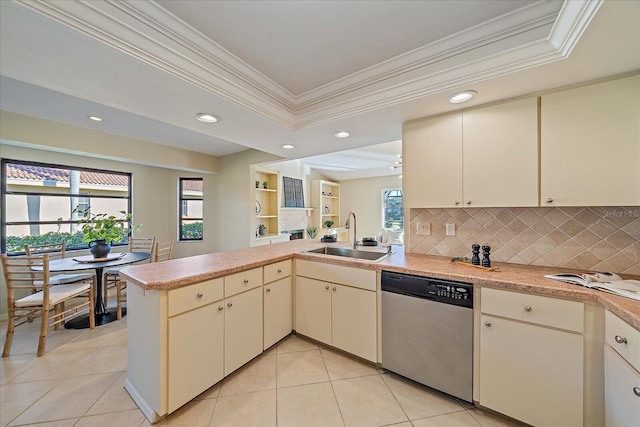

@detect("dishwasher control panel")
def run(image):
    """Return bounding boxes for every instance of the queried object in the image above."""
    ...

[381,271,473,308]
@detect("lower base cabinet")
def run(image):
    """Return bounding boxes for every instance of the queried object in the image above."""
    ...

[224,287,263,376]
[295,260,377,362]
[604,345,640,426]
[168,302,224,412]
[263,277,293,349]
[479,288,584,426]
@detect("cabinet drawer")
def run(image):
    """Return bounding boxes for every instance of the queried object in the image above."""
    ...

[264,260,292,284]
[606,310,640,372]
[295,259,376,291]
[481,287,583,333]
[168,278,224,317]
[225,267,262,297]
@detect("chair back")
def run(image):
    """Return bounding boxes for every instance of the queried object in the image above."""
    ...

[153,241,174,263]
[128,237,155,255]
[1,254,51,304]
[24,241,67,260]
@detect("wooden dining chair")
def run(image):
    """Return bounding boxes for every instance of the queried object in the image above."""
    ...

[153,240,174,263]
[24,241,94,286]
[103,237,155,315]
[1,254,95,357]
[112,239,172,320]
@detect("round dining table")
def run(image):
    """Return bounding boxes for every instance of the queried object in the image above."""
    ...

[32,251,150,329]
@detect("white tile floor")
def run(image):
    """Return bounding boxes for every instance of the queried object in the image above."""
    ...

[1,306,525,427]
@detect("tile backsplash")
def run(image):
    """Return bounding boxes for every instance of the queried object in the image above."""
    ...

[408,206,640,275]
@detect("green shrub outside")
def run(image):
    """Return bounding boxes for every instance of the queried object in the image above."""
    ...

[181,222,203,239]
[6,231,128,254]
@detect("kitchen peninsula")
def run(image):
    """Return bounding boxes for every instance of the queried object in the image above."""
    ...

[120,240,640,425]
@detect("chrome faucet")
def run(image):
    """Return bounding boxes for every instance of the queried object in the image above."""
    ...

[345,211,357,249]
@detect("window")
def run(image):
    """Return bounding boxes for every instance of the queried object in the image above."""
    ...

[2,159,132,254]
[179,178,203,241]
[382,188,404,230]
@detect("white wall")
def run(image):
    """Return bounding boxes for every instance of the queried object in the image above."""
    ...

[339,175,403,239]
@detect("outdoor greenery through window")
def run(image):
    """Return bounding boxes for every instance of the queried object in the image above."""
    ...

[1,159,133,255]
[382,189,404,230]
[179,178,203,241]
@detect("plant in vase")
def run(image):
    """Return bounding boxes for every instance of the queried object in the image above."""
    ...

[324,220,334,229]
[255,180,260,188]
[257,224,267,236]
[262,181,269,189]
[306,225,318,239]
[74,208,140,258]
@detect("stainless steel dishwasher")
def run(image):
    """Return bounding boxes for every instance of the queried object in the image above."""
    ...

[381,270,473,402]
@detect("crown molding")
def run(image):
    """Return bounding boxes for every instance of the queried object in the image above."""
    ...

[17,0,602,130]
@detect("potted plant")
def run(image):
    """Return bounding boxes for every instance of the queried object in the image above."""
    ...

[75,208,140,258]
[306,225,318,239]
[257,223,267,236]
[262,181,269,189]
[324,220,334,229]
[255,180,260,188]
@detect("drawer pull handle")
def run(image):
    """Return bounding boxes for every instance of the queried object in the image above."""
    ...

[227,302,233,307]
[197,292,203,298]
[634,387,640,397]
[615,335,628,344]
[277,269,282,273]
[524,305,532,312]
[485,321,492,327]
[466,201,472,205]
[333,286,337,291]
[454,201,460,205]
[266,288,271,293]
[218,306,224,311]
[546,198,554,204]
[243,279,249,284]
[325,285,330,290]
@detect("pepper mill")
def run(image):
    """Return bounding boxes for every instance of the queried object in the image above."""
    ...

[481,245,491,268]
[471,244,480,266]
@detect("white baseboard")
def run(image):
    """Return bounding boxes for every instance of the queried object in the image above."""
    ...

[124,377,162,424]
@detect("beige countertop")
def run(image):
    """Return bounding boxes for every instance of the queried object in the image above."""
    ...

[120,240,640,330]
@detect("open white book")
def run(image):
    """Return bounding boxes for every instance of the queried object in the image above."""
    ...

[544,272,640,301]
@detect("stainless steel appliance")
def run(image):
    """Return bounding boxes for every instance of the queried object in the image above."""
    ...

[381,271,473,402]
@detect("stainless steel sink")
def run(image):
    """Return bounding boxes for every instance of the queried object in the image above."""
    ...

[305,246,391,262]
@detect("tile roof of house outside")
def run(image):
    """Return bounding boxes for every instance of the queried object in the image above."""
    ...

[6,163,129,187]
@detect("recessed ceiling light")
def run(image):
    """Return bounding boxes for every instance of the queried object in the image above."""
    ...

[88,116,102,122]
[282,144,294,149]
[333,131,350,139]
[447,90,477,104]
[196,113,218,123]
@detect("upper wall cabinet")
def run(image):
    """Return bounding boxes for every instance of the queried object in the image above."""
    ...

[541,75,640,206]
[403,97,538,208]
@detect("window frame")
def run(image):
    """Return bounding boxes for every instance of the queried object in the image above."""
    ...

[178,177,204,241]
[381,188,404,230]
[1,159,133,254]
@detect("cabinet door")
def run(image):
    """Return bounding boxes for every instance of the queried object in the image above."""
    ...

[479,314,583,426]
[295,276,331,344]
[541,75,640,206]
[331,284,377,362]
[463,98,538,207]
[263,277,292,350]
[168,303,224,413]
[402,114,463,207]
[604,345,640,427]
[224,287,263,376]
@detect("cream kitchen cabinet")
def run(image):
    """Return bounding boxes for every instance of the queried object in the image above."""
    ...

[295,260,377,362]
[604,310,640,426]
[541,74,640,206]
[167,279,224,413]
[479,287,584,427]
[403,97,538,208]
[224,267,263,375]
[263,260,292,349]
